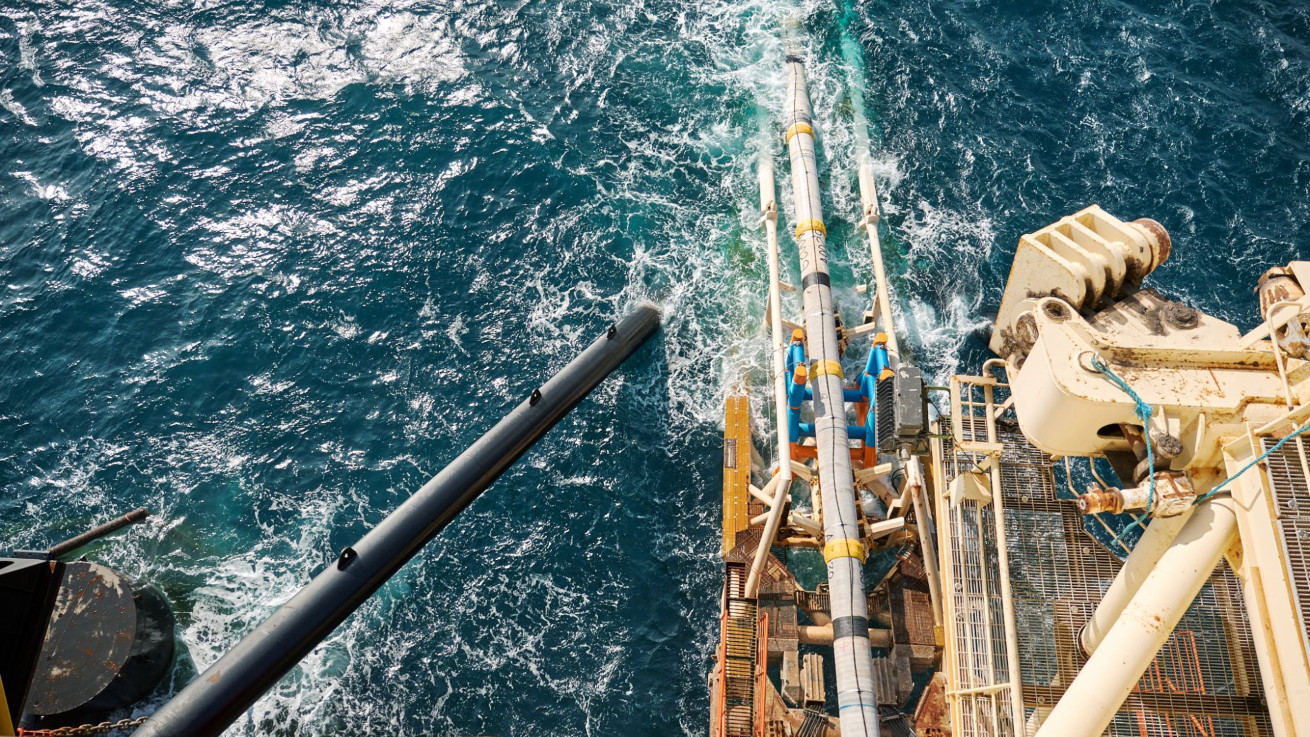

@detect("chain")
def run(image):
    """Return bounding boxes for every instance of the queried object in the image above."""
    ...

[17,716,148,736]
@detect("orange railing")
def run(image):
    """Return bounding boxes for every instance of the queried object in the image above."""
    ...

[1133,630,1215,737]
[712,603,728,737]
[755,611,769,737]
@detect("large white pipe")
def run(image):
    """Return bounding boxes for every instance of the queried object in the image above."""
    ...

[760,159,792,494]
[765,161,791,494]
[850,84,897,357]
[1079,508,1194,655]
[1034,497,1238,737]
[858,169,896,357]
[745,474,788,598]
[784,57,881,737]
[905,457,944,628]
[980,386,1026,729]
[745,158,794,599]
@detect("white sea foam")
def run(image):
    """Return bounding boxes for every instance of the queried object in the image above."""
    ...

[0,89,36,125]
[4,0,1006,733]
[12,171,68,202]
[18,21,42,87]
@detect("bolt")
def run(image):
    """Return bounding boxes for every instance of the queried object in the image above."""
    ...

[1161,302,1199,330]
[1150,432,1184,460]
[1041,300,1071,323]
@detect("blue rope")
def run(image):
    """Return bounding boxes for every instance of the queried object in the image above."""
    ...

[1193,421,1310,506]
[1087,354,1155,547]
[1091,354,1310,544]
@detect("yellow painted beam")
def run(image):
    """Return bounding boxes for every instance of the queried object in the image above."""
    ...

[722,395,752,556]
[0,674,14,736]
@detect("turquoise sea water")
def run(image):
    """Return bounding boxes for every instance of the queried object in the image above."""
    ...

[1,0,1306,734]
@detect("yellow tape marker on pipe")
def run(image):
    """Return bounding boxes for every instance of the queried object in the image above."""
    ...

[794,219,827,239]
[811,360,843,379]
[785,122,814,143]
[824,538,866,564]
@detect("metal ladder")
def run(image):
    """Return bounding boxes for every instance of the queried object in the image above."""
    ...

[722,562,760,737]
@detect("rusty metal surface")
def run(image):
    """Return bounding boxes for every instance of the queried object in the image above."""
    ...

[801,654,825,709]
[913,672,950,737]
[764,601,798,659]
[46,508,150,559]
[891,580,936,670]
[24,563,136,716]
[794,588,830,619]
[795,708,830,737]
[715,562,762,737]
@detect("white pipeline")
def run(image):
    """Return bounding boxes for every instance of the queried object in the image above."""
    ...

[905,457,944,628]
[784,57,881,737]
[744,159,794,600]
[1034,498,1238,737]
[850,85,897,357]
[760,157,792,494]
[1079,508,1194,655]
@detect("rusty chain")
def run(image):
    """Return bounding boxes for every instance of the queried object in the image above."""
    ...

[17,716,148,736]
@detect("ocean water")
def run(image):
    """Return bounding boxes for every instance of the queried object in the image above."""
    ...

[0,0,1305,734]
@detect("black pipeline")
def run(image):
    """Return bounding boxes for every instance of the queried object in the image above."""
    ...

[134,304,661,737]
[47,507,150,558]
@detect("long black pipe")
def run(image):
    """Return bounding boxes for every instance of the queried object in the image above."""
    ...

[134,304,661,737]
[48,507,151,558]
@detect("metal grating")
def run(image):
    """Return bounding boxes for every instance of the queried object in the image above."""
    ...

[795,588,830,616]
[720,563,760,737]
[1260,435,1310,662]
[935,376,1272,737]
